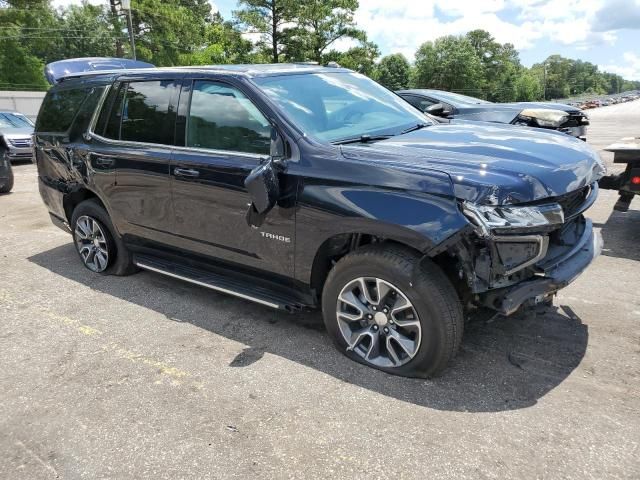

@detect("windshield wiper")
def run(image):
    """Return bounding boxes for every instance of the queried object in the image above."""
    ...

[399,122,429,135]
[332,134,394,145]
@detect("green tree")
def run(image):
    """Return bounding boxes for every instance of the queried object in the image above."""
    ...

[183,12,259,65]
[535,55,573,99]
[293,0,363,63]
[375,53,410,90]
[0,0,57,89]
[412,36,483,93]
[0,38,49,90]
[233,0,298,63]
[323,37,379,75]
[130,0,211,66]
[57,3,119,59]
[514,69,543,101]
[465,30,520,101]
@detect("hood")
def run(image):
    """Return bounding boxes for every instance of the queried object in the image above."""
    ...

[453,102,582,123]
[1,126,33,137]
[506,101,581,113]
[340,123,605,205]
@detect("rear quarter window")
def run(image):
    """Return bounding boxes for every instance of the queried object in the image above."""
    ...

[36,88,90,133]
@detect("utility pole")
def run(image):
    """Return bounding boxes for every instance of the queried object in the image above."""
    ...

[543,62,547,100]
[108,0,124,57]
[121,0,136,60]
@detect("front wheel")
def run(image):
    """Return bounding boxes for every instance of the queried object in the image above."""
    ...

[322,245,463,378]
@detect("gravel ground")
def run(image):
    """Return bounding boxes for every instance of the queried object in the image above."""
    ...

[1,100,639,479]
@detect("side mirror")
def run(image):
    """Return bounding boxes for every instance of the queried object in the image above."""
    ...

[425,103,451,117]
[245,160,280,215]
[244,127,286,226]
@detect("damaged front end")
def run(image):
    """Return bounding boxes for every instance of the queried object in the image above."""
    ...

[446,183,602,315]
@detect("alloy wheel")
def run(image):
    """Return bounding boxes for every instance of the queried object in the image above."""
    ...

[336,277,422,368]
[74,215,110,272]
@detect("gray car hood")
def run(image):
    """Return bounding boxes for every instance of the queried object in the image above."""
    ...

[1,126,34,138]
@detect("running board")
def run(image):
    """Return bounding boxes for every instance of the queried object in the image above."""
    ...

[133,254,312,312]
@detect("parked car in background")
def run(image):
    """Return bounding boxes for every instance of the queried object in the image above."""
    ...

[0,111,35,163]
[397,89,590,140]
[36,62,604,377]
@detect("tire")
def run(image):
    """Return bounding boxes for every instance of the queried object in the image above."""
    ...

[322,244,463,378]
[0,155,13,194]
[70,199,137,276]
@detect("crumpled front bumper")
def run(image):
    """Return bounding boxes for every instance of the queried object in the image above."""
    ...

[559,125,587,140]
[481,218,602,315]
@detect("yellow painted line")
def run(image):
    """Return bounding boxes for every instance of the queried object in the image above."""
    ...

[43,311,103,336]
[2,287,199,388]
[102,343,189,380]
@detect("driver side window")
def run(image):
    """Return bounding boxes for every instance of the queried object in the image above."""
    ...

[187,81,271,155]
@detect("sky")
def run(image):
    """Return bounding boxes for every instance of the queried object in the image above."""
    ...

[51,0,640,80]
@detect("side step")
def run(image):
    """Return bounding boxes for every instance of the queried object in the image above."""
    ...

[133,254,313,312]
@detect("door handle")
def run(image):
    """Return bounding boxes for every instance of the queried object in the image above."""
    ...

[174,167,200,178]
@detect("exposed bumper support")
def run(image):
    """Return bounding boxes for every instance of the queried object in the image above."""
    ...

[480,218,602,315]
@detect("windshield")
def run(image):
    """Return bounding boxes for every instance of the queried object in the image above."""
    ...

[254,72,433,143]
[0,112,34,129]
[429,91,492,106]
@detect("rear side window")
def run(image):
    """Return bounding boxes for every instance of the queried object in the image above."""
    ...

[186,81,270,154]
[36,88,89,133]
[68,86,106,141]
[98,80,176,145]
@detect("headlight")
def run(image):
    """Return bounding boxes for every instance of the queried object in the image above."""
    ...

[518,108,569,128]
[463,202,564,233]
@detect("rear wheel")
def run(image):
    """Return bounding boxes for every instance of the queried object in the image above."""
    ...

[322,245,463,378]
[71,199,137,275]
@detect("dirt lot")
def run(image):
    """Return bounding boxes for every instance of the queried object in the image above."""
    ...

[1,101,639,479]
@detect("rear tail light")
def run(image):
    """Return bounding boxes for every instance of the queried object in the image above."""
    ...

[631,176,640,185]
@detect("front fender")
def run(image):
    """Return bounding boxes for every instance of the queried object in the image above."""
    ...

[294,181,469,284]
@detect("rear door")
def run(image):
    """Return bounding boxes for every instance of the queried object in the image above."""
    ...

[89,77,180,244]
[170,77,295,277]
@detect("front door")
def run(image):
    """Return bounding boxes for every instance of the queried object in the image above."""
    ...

[171,79,295,277]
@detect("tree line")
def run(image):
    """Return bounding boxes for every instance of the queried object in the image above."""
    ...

[1,0,638,100]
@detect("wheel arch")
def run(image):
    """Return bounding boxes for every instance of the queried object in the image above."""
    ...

[307,224,453,299]
[63,187,108,224]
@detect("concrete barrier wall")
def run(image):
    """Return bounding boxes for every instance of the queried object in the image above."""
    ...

[0,91,46,121]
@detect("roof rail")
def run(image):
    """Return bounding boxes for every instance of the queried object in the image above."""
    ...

[44,57,155,85]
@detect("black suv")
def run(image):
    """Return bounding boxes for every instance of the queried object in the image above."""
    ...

[35,63,604,377]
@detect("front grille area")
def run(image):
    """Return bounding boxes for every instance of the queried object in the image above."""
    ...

[556,185,591,219]
[8,138,32,148]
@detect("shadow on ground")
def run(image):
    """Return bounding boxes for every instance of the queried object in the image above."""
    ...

[594,205,640,262]
[29,244,588,413]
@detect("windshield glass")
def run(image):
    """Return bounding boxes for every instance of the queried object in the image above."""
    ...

[0,112,34,129]
[254,72,433,143]
[430,91,492,105]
